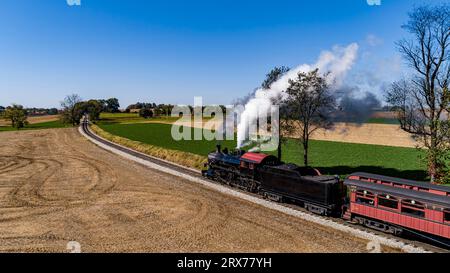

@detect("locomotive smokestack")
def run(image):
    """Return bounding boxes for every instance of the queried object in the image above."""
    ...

[216,144,221,153]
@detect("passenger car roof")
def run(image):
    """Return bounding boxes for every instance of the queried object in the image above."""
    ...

[345,178,450,208]
[348,172,450,193]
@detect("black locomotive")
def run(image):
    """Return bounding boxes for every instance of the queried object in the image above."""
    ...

[203,145,344,216]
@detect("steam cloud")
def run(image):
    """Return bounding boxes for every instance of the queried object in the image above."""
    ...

[236,43,360,148]
[334,90,382,123]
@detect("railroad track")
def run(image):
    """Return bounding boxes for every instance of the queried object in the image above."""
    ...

[79,121,447,253]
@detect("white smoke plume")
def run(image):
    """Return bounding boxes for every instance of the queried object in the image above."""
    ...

[236,43,359,148]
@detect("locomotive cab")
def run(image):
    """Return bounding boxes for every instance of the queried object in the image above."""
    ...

[239,152,280,180]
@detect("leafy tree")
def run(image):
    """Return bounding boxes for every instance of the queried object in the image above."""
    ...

[157,104,172,116]
[82,100,103,121]
[139,108,153,119]
[104,98,120,113]
[68,100,103,124]
[3,104,28,129]
[282,69,335,166]
[48,108,59,115]
[386,4,450,183]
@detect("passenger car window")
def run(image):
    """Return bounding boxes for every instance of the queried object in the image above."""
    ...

[401,200,425,218]
[356,190,375,206]
[378,195,398,209]
[445,210,450,222]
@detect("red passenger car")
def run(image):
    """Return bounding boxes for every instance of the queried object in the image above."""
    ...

[344,173,450,244]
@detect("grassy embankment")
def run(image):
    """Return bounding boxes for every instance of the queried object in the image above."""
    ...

[90,123,208,170]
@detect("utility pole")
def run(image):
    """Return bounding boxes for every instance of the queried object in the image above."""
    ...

[277,120,282,162]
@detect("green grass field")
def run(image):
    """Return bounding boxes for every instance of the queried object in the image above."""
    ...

[0,120,70,132]
[99,122,236,156]
[98,122,429,181]
[100,113,140,119]
[366,117,400,125]
[99,112,187,125]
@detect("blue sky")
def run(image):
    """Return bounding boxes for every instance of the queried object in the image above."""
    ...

[0,0,443,108]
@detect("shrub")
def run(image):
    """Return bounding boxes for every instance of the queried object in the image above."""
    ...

[139,108,153,119]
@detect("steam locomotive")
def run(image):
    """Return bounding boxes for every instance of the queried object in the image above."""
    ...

[203,145,450,247]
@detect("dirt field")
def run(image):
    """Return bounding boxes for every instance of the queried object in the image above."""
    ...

[0,115,59,126]
[310,123,417,148]
[0,128,398,253]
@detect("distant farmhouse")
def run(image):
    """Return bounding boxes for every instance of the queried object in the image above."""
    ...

[128,108,142,114]
[125,102,173,117]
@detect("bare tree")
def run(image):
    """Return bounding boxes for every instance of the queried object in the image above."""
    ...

[261,66,290,90]
[386,4,450,183]
[283,69,335,166]
[61,94,82,125]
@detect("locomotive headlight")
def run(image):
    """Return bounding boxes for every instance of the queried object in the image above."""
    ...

[411,200,416,205]
[363,191,368,195]
[386,195,390,199]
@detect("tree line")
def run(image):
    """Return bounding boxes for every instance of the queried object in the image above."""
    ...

[60,95,121,125]
[125,102,174,118]
[0,105,58,116]
[125,102,229,119]
[0,96,121,128]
